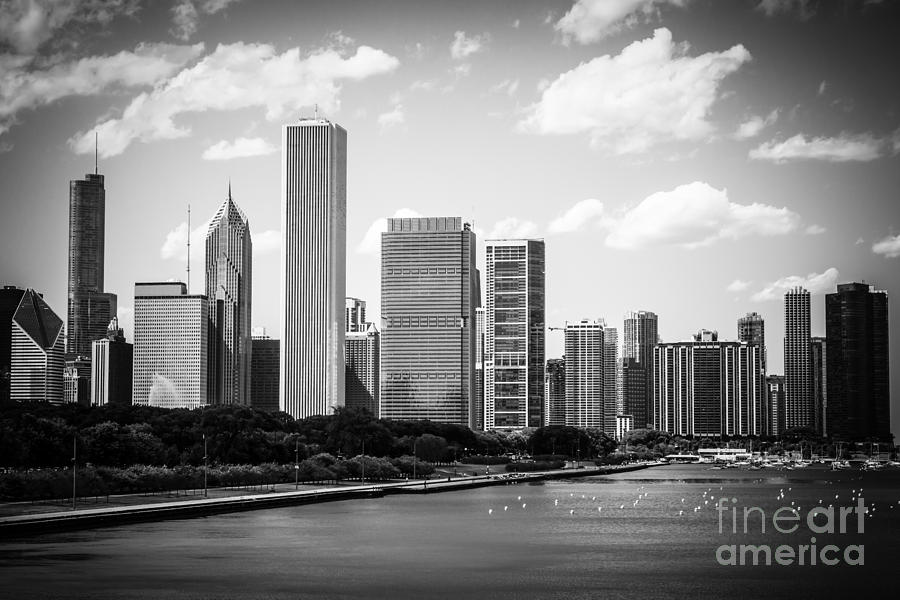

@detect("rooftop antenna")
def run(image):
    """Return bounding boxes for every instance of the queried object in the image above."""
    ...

[186,204,191,294]
[94,132,98,175]
[315,103,318,120]
[227,178,232,201]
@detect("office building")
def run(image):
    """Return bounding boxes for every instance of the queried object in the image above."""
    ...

[8,288,64,403]
[825,283,890,441]
[784,287,812,430]
[205,189,252,406]
[346,297,366,333]
[380,217,478,425]
[251,336,280,412]
[621,357,646,428]
[810,337,826,436]
[484,239,545,430]
[474,307,485,430]
[91,318,132,406]
[603,327,618,436]
[1,286,28,404]
[616,414,634,441]
[545,358,566,426]
[133,282,209,409]
[345,323,380,415]
[766,375,786,436]
[280,118,346,418]
[564,319,606,429]
[623,310,658,429]
[64,356,91,405]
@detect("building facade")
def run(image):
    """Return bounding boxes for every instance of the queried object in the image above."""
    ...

[564,319,606,429]
[603,327,618,436]
[91,318,132,406]
[133,282,209,409]
[484,239,545,430]
[621,357,647,429]
[9,288,65,403]
[825,283,890,441]
[250,337,280,412]
[766,375,786,436]
[810,336,827,436]
[623,310,658,429]
[346,297,366,333]
[64,356,91,405]
[205,191,252,406]
[1,286,27,403]
[784,287,812,430]
[280,119,346,419]
[474,306,485,430]
[545,357,566,426]
[345,323,380,415]
[380,217,478,426]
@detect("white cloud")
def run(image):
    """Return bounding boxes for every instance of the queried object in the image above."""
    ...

[489,78,519,96]
[450,31,489,60]
[253,229,281,256]
[872,233,900,258]
[750,132,888,163]
[0,42,203,139]
[548,199,605,234]
[518,28,751,154]
[734,109,779,140]
[751,267,839,302]
[487,217,538,239]
[805,224,826,235]
[756,0,815,20]
[68,42,399,157]
[170,0,242,42]
[726,279,752,292]
[512,19,520,29]
[605,181,800,249]
[451,63,471,78]
[377,104,405,130]
[410,79,438,92]
[160,218,210,263]
[817,80,827,96]
[201,136,275,160]
[357,208,423,255]
[555,0,686,45]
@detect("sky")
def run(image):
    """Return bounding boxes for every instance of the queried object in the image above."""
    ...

[1,0,898,435]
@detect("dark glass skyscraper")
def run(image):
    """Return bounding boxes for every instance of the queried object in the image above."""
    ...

[825,283,890,442]
[623,310,657,429]
[784,287,812,430]
[68,170,116,358]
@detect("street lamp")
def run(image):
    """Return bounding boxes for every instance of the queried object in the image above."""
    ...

[203,434,208,498]
[361,437,366,485]
[294,438,299,490]
[412,437,418,480]
[71,435,77,510]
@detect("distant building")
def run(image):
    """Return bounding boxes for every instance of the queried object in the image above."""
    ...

[474,307,485,430]
[133,282,209,409]
[737,312,765,356]
[251,336,280,412]
[784,287,813,430]
[64,356,91,405]
[616,414,634,441]
[545,358,565,426]
[623,310,657,429]
[810,337,826,436]
[1,286,27,404]
[380,217,478,426]
[766,375,786,436]
[91,317,132,406]
[825,282,890,441]
[620,357,646,428]
[345,323,380,415]
[280,118,346,419]
[603,327,618,436]
[564,319,606,429]
[346,297,366,333]
[484,239,545,430]
[8,288,64,403]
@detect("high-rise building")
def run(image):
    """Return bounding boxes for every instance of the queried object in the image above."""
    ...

[380,217,478,426]
[280,118,346,419]
[654,330,763,436]
[345,323,380,415]
[738,312,765,350]
[484,239,545,430]
[766,375,786,436]
[133,282,209,409]
[564,319,605,429]
[64,356,91,405]
[621,357,646,428]
[545,358,566,426]
[474,307,485,430]
[250,336,280,412]
[603,327,618,436]
[825,283,890,441]
[91,318,132,406]
[67,169,116,359]
[346,297,366,333]
[1,286,27,404]
[810,337,827,436]
[623,310,657,429]
[8,288,64,403]
[205,189,252,406]
[784,287,812,430]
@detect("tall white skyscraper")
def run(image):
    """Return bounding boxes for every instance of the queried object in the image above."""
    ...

[564,319,606,429]
[280,119,346,419]
[205,188,252,406]
[484,239,545,430]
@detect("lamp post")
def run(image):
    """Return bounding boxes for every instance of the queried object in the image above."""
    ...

[71,436,77,510]
[361,438,366,485]
[412,437,418,480]
[295,438,299,490]
[203,434,208,498]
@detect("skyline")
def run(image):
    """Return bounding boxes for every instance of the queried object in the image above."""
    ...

[1,0,898,434]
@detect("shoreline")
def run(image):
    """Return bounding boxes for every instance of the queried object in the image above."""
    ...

[0,463,652,537]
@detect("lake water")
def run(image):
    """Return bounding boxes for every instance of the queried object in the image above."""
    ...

[2,464,898,599]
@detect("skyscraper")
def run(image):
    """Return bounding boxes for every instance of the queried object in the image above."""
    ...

[8,288,64,403]
[810,337,827,436]
[475,306,485,430]
[380,217,477,426]
[91,317,132,406]
[564,319,605,429]
[68,168,116,359]
[133,282,209,409]
[205,189,252,406]
[346,297,366,333]
[784,287,812,430]
[766,375,786,436]
[620,357,646,429]
[545,358,566,426]
[623,310,657,429]
[280,118,346,419]
[345,323,380,415]
[63,356,91,405]
[250,336,280,412]
[603,327,618,436]
[1,286,27,404]
[484,239,545,430]
[825,283,890,441]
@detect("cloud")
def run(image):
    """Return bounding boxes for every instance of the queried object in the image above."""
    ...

[518,28,750,154]
[357,208,423,254]
[377,104,405,130]
[253,229,281,256]
[805,224,826,235]
[726,279,752,292]
[410,79,438,92]
[489,78,519,96]
[160,218,210,263]
[749,132,889,163]
[872,233,900,258]
[487,217,538,239]
[450,31,489,60]
[605,181,801,249]
[734,109,779,140]
[756,0,815,20]
[0,0,140,54]
[555,0,687,45]
[0,42,203,139]
[68,42,399,157]
[202,136,275,160]
[817,80,827,96]
[548,199,605,234]
[170,0,242,41]
[751,267,839,302]
[512,19,520,29]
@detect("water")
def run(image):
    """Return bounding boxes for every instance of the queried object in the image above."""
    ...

[2,465,898,599]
